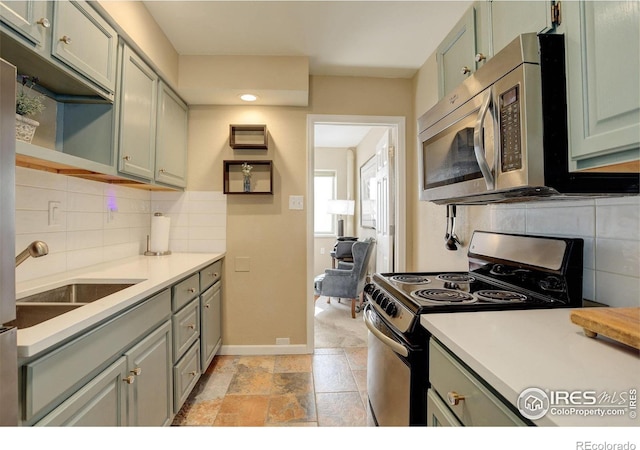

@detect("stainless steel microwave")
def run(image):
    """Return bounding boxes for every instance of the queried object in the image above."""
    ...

[418,33,639,204]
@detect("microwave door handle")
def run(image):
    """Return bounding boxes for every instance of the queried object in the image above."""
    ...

[473,90,495,190]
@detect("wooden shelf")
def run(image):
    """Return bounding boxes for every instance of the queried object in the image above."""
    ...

[229,124,268,149]
[223,160,273,194]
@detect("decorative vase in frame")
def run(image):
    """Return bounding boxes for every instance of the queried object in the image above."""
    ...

[243,176,251,193]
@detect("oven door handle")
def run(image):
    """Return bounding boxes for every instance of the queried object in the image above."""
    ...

[473,88,495,191]
[363,305,409,357]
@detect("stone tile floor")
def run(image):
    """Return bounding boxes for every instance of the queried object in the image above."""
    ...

[172,347,372,427]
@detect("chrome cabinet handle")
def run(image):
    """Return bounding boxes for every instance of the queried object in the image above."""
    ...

[123,375,135,385]
[475,53,486,62]
[447,391,465,406]
[460,66,471,75]
[37,18,50,28]
[473,88,496,190]
[59,35,72,45]
[130,368,142,376]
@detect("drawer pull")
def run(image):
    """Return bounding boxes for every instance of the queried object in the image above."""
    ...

[130,367,142,376]
[189,371,197,377]
[37,18,50,28]
[59,35,72,45]
[204,304,210,309]
[447,391,465,406]
[187,324,196,330]
[123,375,135,385]
[188,287,196,293]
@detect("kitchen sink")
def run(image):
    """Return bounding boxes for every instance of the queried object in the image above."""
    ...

[9,282,138,329]
[17,283,136,304]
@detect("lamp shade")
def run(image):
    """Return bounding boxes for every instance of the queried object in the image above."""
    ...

[327,199,355,216]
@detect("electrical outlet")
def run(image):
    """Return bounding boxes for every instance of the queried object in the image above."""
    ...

[288,195,304,210]
[48,201,61,226]
[320,247,325,255]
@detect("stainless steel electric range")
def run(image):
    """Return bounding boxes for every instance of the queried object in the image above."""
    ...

[363,230,584,426]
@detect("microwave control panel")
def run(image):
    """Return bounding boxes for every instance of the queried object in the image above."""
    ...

[499,85,522,172]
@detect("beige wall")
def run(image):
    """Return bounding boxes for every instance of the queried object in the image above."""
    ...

[188,76,412,347]
[96,0,179,87]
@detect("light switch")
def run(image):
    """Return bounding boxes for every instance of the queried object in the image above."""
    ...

[48,201,61,226]
[289,195,304,210]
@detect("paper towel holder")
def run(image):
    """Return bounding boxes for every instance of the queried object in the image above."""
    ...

[144,213,172,256]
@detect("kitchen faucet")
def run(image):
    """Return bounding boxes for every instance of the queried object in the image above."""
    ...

[15,241,49,267]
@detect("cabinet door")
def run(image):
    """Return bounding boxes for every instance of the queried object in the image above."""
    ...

[437,6,477,99]
[200,282,221,371]
[118,45,157,180]
[490,1,554,55]
[155,82,188,188]
[564,0,640,170]
[0,0,48,47]
[51,0,118,93]
[124,320,173,426]
[35,357,127,426]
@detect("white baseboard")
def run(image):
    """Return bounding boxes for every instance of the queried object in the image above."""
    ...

[219,344,312,355]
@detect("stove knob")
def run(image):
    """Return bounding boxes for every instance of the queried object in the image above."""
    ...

[385,302,398,317]
[380,297,389,309]
[364,283,375,295]
[371,290,381,302]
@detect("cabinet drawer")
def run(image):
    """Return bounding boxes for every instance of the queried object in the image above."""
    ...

[199,260,222,291]
[173,339,201,413]
[172,273,199,312]
[24,289,171,422]
[429,339,526,426]
[172,298,200,362]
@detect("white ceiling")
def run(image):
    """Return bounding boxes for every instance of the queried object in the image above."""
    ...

[143,0,472,78]
[142,1,472,147]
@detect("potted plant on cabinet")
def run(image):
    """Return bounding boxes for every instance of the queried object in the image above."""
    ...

[15,75,45,143]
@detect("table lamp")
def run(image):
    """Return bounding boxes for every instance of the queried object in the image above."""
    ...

[327,199,355,237]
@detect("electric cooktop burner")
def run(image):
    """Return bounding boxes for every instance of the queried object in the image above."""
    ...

[411,289,476,304]
[390,274,431,285]
[475,290,528,304]
[436,273,475,283]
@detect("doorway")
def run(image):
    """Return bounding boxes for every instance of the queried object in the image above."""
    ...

[306,114,406,352]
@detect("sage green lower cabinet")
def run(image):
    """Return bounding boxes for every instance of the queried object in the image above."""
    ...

[124,320,173,426]
[200,281,221,371]
[35,357,128,426]
[173,339,201,414]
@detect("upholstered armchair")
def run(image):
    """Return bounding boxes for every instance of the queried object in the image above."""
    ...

[314,238,375,318]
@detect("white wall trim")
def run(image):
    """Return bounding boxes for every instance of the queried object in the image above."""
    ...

[219,344,311,356]
[306,114,407,352]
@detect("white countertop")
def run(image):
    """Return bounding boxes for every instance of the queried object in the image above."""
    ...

[16,253,224,359]
[421,309,640,427]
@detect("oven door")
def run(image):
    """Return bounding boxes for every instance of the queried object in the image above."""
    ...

[364,304,411,426]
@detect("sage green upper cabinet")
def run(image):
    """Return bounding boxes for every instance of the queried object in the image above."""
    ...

[437,7,477,99]
[118,44,158,181]
[51,0,117,95]
[563,0,640,170]
[0,0,49,48]
[156,82,188,188]
[490,1,556,55]
[437,3,490,99]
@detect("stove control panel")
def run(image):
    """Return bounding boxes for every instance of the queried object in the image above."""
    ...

[364,283,414,333]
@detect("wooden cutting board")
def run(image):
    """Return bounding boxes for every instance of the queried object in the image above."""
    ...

[570,307,640,350]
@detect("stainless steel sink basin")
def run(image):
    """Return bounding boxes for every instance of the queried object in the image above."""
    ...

[9,282,137,329]
[17,283,135,304]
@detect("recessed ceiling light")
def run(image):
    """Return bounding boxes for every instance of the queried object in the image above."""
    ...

[239,94,258,102]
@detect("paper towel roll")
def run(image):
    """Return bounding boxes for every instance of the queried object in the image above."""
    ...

[150,213,171,253]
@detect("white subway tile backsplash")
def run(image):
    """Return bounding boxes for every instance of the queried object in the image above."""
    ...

[595,238,640,278]
[16,167,67,190]
[66,230,103,251]
[595,272,640,308]
[67,176,104,195]
[489,198,640,307]
[189,213,226,228]
[68,192,103,212]
[15,185,66,211]
[16,252,67,284]
[15,210,56,234]
[67,212,103,231]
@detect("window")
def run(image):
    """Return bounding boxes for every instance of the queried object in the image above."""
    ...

[314,171,336,235]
